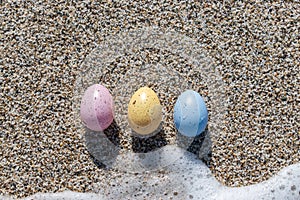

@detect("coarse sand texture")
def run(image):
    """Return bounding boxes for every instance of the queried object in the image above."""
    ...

[0,1,299,199]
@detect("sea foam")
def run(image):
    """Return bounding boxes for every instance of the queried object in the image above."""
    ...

[2,145,297,200]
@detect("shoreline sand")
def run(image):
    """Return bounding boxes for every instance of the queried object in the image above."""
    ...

[1,1,299,198]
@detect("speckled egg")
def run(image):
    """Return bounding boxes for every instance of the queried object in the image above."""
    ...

[128,87,162,136]
[80,84,114,131]
[174,90,208,137]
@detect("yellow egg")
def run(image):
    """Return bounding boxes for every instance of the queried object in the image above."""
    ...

[128,87,162,136]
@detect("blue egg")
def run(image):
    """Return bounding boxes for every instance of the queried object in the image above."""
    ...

[174,90,208,137]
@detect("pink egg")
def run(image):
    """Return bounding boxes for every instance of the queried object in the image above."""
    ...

[80,84,114,131]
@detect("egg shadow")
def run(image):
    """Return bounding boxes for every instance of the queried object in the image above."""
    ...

[102,120,122,147]
[84,120,121,169]
[176,127,212,166]
[131,122,168,153]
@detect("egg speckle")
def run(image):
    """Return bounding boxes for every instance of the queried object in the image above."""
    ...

[174,90,208,137]
[80,84,114,131]
[128,87,162,136]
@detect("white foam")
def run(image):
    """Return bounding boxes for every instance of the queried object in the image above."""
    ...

[23,191,104,200]
[2,145,299,200]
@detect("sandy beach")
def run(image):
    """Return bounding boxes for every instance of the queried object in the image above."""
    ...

[0,1,299,199]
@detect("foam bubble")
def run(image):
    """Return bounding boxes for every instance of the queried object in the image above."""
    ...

[7,145,299,200]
